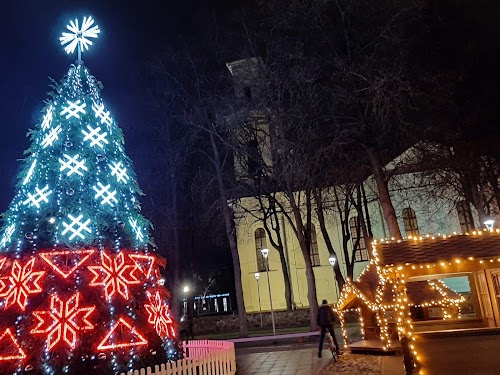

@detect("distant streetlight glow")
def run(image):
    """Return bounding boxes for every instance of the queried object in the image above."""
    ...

[329,255,337,267]
[261,248,269,258]
[183,285,190,294]
[484,218,495,232]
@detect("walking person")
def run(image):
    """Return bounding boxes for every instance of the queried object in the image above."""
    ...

[317,299,342,358]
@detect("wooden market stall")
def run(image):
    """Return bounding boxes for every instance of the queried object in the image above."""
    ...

[375,231,500,374]
[336,263,462,353]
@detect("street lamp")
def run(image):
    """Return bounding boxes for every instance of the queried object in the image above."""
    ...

[328,255,336,267]
[261,248,276,335]
[329,255,340,299]
[484,217,495,232]
[254,272,263,327]
[182,285,191,315]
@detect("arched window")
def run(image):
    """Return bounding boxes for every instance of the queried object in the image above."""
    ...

[349,217,369,262]
[456,200,475,233]
[310,225,320,266]
[402,207,420,237]
[254,228,267,272]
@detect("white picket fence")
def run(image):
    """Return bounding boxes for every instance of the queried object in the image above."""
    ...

[120,340,236,375]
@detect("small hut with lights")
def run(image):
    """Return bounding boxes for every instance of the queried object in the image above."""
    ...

[336,263,463,353]
[374,231,500,374]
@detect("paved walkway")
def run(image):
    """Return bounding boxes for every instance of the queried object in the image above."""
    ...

[236,344,405,375]
[236,345,331,375]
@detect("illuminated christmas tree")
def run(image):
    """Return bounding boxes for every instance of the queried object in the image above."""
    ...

[0,17,179,375]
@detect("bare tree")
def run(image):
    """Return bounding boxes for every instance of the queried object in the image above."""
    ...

[147,32,250,336]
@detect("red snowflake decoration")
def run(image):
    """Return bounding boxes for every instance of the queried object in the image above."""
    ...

[0,258,45,310]
[144,291,175,338]
[88,251,140,300]
[31,292,95,350]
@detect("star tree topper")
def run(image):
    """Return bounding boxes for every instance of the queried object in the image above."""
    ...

[60,16,100,62]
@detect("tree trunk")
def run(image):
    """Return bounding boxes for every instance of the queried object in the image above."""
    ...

[313,189,345,291]
[354,184,374,259]
[367,148,402,240]
[262,205,293,310]
[333,185,355,280]
[287,190,319,331]
[275,242,293,310]
[210,133,249,337]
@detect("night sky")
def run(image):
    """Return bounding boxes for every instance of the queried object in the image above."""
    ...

[0,0,230,212]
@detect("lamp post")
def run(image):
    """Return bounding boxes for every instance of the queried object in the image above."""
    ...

[484,217,495,232]
[182,284,191,316]
[261,248,276,335]
[329,255,340,299]
[254,272,263,327]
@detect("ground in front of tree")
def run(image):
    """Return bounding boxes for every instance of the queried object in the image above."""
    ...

[236,343,405,375]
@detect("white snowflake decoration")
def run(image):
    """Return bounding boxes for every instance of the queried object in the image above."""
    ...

[61,214,91,240]
[59,154,88,176]
[61,100,86,119]
[93,182,118,207]
[92,102,113,126]
[22,159,37,186]
[41,125,62,148]
[23,185,53,208]
[82,125,108,148]
[0,224,15,248]
[129,218,144,242]
[60,16,100,55]
[41,105,53,131]
[110,162,129,183]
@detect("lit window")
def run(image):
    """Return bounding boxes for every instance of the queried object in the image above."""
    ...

[402,207,420,237]
[254,228,267,272]
[456,200,475,233]
[310,225,320,266]
[349,217,369,262]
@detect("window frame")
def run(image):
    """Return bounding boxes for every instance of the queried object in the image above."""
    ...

[456,200,475,233]
[254,228,267,272]
[349,216,369,262]
[309,224,321,267]
[402,207,420,237]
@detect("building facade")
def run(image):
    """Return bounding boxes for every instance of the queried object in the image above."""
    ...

[232,148,478,313]
[226,58,478,314]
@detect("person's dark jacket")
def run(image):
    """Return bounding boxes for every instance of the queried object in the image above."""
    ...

[317,305,335,326]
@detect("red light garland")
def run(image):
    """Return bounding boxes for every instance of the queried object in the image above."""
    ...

[0,328,26,361]
[129,254,156,279]
[0,258,45,310]
[97,317,148,351]
[39,249,95,279]
[145,291,175,338]
[88,251,140,300]
[31,292,95,350]
[0,249,174,371]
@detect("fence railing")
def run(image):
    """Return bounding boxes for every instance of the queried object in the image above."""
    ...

[120,340,236,375]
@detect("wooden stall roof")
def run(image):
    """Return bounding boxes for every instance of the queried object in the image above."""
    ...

[378,232,500,267]
[338,264,461,310]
